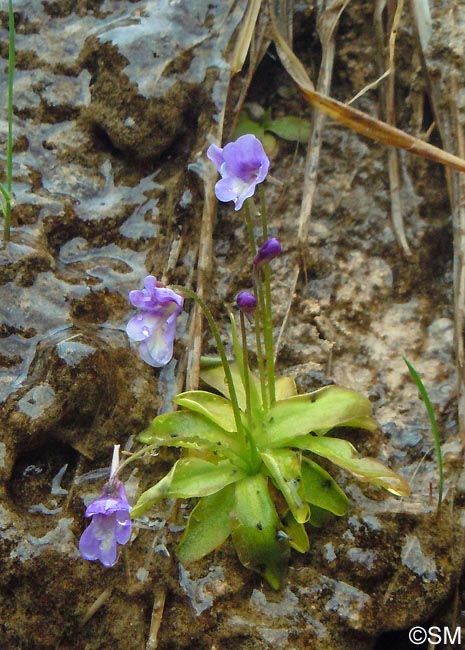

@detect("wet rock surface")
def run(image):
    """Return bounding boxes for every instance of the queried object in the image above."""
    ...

[0,1,464,649]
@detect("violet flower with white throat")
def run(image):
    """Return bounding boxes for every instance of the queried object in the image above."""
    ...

[126,275,184,367]
[207,134,270,211]
[79,445,132,567]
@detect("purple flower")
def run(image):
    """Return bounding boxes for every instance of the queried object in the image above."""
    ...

[79,479,131,567]
[237,290,257,315]
[253,238,282,268]
[207,134,270,211]
[126,275,184,367]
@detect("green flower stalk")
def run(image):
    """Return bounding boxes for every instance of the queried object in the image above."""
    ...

[253,237,282,405]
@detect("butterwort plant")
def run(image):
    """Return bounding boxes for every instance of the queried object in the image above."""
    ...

[80,134,409,589]
[126,135,409,588]
[130,269,409,587]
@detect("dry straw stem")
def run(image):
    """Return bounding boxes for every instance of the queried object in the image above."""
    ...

[81,588,112,625]
[275,0,348,358]
[186,160,217,392]
[450,75,465,441]
[231,0,271,128]
[186,1,253,392]
[270,16,465,173]
[146,587,167,650]
[374,0,412,256]
[230,0,263,74]
[408,0,465,441]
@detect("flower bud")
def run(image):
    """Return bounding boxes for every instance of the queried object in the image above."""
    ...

[253,237,282,268]
[237,291,257,315]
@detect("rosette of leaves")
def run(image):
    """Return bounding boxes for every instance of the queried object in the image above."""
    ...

[131,353,409,589]
[234,106,311,146]
[233,104,311,155]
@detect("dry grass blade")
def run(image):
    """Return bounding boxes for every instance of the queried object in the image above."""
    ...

[350,0,403,105]
[386,146,411,255]
[232,5,271,125]
[451,74,465,441]
[271,14,314,92]
[374,0,411,256]
[81,588,112,625]
[186,164,217,392]
[409,0,465,442]
[385,0,411,256]
[409,0,432,51]
[231,0,263,73]
[271,0,294,40]
[303,82,465,172]
[146,587,167,650]
[186,2,250,391]
[275,0,349,357]
[271,19,465,173]
[348,70,390,107]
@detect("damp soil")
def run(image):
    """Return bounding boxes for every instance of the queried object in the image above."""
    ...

[0,1,464,649]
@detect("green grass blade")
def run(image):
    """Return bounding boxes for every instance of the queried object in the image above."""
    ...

[3,0,15,241]
[0,183,10,204]
[403,357,443,509]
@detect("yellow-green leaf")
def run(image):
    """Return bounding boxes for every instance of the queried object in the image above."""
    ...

[304,437,410,497]
[261,385,376,447]
[301,458,349,516]
[265,115,311,142]
[231,474,289,590]
[177,486,235,562]
[282,511,310,553]
[131,458,246,518]
[139,410,245,463]
[261,449,309,523]
[200,359,261,411]
[307,504,331,528]
[275,375,298,400]
[174,390,238,432]
[233,116,265,140]
[200,357,243,405]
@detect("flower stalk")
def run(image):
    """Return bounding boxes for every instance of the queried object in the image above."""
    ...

[180,286,247,445]
[259,185,268,239]
[263,264,276,404]
[253,305,268,410]
[243,200,257,256]
[239,310,252,428]
[252,238,282,405]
